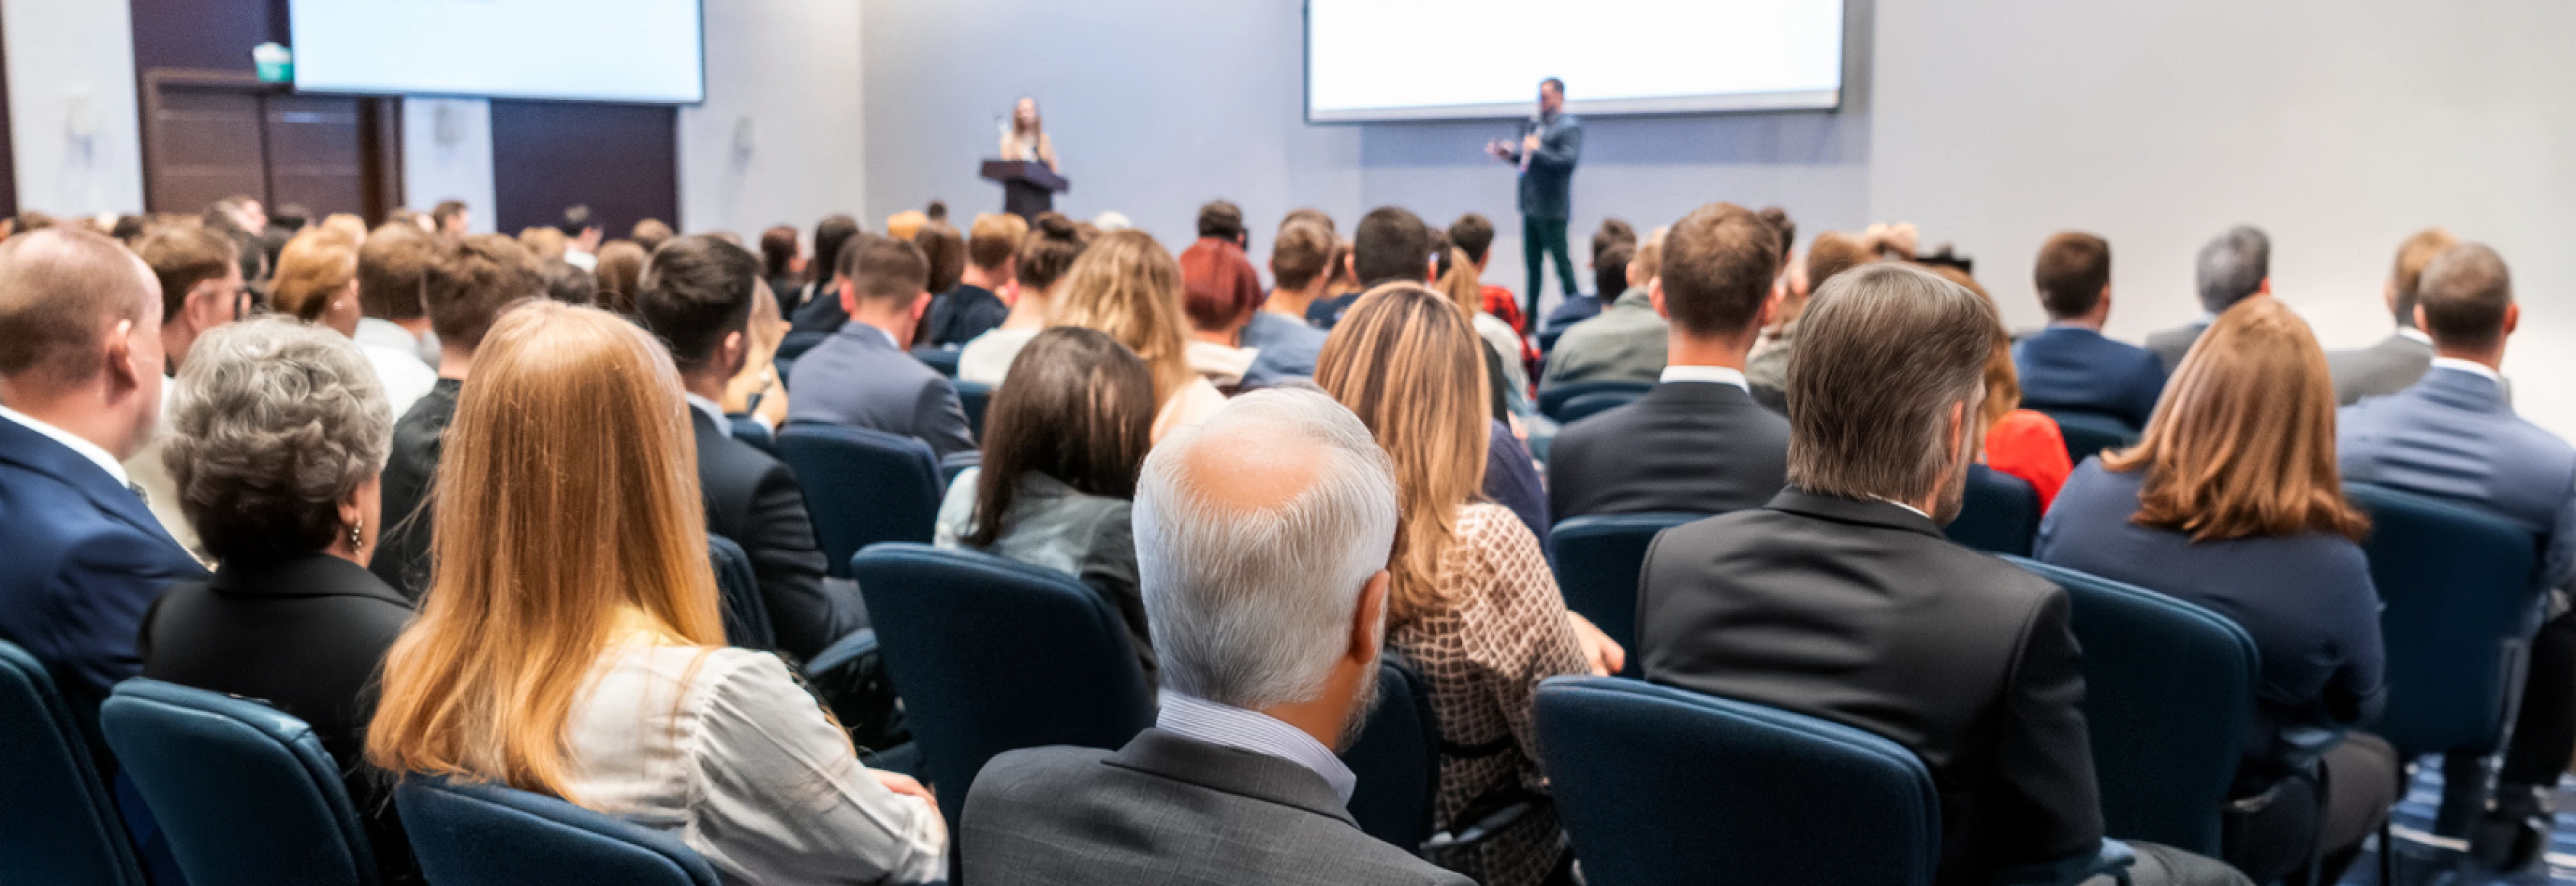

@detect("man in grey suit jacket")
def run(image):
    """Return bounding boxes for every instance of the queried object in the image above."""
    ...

[2338,242,2576,872]
[2146,226,2269,372]
[963,389,1470,886]
[785,237,974,458]
[2326,227,2457,404]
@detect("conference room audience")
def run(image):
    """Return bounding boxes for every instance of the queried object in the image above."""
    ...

[1547,202,1789,522]
[1240,218,1332,382]
[429,200,469,238]
[1640,263,2249,886]
[269,228,365,333]
[0,228,207,705]
[1307,207,1435,329]
[789,228,866,338]
[1178,200,1266,390]
[592,239,647,314]
[354,222,444,410]
[1539,240,1669,389]
[518,226,569,262]
[630,218,676,253]
[1051,229,1226,440]
[1318,284,1619,886]
[936,328,1156,679]
[558,206,603,271]
[2337,242,2576,871]
[2327,227,2458,405]
[2038,296,2393,882]
[127,220,252,559]
[962,388,1471,886]
[372,233,545,599]
[2014,231,2166,429]
[1538,220,1636,331]
[1931,265,2072,506]
[915,223,967,303]
[632,235,846,662]
[960,214,1088,384]
[137,317,417,883]
[366,302,945,884]
[759,224,803,316]
[786,236,976,459]
[793,214,863,316]
[1745,229,1866,405]
[538,259,595,305]
[2146,226,2269,371]
[923,213,1024,348]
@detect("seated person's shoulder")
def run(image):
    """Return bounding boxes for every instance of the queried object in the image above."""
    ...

[967,746,1119,809]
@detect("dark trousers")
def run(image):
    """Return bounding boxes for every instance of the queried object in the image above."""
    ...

[1522,215,1576,320]
[2501,608,2576,787]
[2224,734,2400,883]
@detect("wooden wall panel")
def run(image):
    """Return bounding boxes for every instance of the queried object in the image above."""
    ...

[489,100,678,237]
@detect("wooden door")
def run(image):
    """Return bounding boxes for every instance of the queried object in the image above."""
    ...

[140,70,401,222]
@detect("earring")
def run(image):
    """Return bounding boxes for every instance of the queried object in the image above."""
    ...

[349,518,365,552]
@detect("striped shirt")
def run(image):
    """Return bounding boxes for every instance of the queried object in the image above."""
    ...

[1155,691,1357,803]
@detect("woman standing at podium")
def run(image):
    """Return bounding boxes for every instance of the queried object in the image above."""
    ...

[998,97,1059,173]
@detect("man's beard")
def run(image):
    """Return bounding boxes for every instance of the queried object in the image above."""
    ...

[1332,653,1387,753]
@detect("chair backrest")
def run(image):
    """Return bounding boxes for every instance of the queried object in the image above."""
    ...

[1549,512,1705,677]
[394,775,719,886]
[726,415,775,456]
[852,544,1154,826]
[2345,483,2544,757]
[955,381,993,439]
[2003,557,2252,854]
[1535,677,1941,886]
[910,346,961,377]
[1555,389,1643,425]
[775,329,827,361]
[99,680,377,886]
[1338,651,1441,852]
[1947,465,2041,557]
[2040,409,2139,467]
[775,422,942,578]
[706,535,776,652]
[1539,381,1653,423]
[938,451,982,492]
[0,640,146,886]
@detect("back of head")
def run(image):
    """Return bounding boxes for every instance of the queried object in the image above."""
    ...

[1756,207,1796,261]
[2414,242,2512,352]
[1660,202,1783,339]
[540,260,596,306]
[2106,297,2364,542]
[1448,213,1496,266]
[558,204,596,238]
[1591,218,1638,264]
[423,234,543,351]
[430,200,468,232]
[592,240,649,313]
[163,317,390,564]
[630,218,676,253]
[636,235,762,373]
[852,236,931,305]
[1271,220,1334,292]
[271,229,360,323]
[0,228,156,394]
[1014,213,1090,294]
[1804,231,1871,293]
[1282,207,1336,237]
[811,215,862,283]
[2194,225,2269,314]
[1181,236,1261,332]
[885,211,927,243]
[1197,200,1245,242]
[370,301,723,799]
[518,227,568,262]
[1351,206,1431,286]
[1593,243,1634,297]
[1314,283,1490,628]
[966,213,1028,273]
[359,222,436,321]
[972,327,1156,547]
[914,224,966,294]
[2389,227,2461,328]
[1786,264,1996,507]
[2034,231,2111,319]
[758,225,799,280]
[924,200,949,226]
[137,220,240,322]
[1137,387,1399,709]
[1055,229,1193,397]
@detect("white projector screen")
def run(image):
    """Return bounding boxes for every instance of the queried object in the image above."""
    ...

[289,0,705,104]
[1306,0,1843,122]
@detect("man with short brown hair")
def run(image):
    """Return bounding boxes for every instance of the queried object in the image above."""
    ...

[128,220,251,556]
[2327,227,2459,405]
[2014,231,2166,429]
[923,213,1027,348]
[353,222,441,416]
[787,238,974,458]
[1242,220,1333,382]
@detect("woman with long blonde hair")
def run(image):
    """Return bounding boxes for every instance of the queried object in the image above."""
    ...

[366,302,945,884]
[1316,283,1618,886]
[1050,229,1226,440]
[2036,296,2391,883]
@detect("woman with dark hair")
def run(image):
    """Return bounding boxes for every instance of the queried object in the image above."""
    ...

[591,240,647,314]
[934,327,1157,679]
[759,224,802,316]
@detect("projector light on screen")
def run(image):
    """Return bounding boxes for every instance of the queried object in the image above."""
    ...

[290,0,705,104]
[1305,0,1842,122]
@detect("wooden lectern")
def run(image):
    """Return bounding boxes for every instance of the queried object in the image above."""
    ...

[980,160,1069,222]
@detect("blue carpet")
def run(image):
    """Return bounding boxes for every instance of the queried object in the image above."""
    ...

[2339,764,2575,885]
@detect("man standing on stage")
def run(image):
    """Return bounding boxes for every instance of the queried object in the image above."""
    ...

[1486,77,1584,320]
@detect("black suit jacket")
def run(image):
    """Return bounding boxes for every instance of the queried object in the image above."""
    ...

[1546,381,1790,522]
[1639,490,2101,886]
[370,378,460,599]
[138,553,419,883]
[690,409,842,661]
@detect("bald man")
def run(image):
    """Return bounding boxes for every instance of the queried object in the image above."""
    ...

[0,229,207,704]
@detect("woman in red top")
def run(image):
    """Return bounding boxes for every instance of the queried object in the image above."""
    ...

[1929,266,2073,508]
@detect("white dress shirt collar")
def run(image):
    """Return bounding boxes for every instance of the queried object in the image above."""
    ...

[1660,365,1749,390]
[2397,327,2433,346]
[683,392,729,432]
[1156,691,1358,803]
[1870,496,1932,521]
[2430,356,2502,385]
[0,403,129,486]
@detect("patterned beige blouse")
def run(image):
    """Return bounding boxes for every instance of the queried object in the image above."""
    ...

[1390,502,1590,886]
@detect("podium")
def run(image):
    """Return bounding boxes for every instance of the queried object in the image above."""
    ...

[980,160,1069,221]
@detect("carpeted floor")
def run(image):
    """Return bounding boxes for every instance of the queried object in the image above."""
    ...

[2340,765,2574,885]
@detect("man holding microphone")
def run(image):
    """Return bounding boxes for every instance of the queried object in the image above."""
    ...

[1486,77,1584,320]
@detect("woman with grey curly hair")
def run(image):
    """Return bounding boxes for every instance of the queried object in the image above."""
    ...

[137,315,421,883]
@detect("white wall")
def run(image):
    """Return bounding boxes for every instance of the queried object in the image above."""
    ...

[400,97,497,233]
[4,0,146,216]
[678,0,867,242]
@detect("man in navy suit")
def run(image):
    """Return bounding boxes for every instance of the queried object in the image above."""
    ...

[787,236,974,459]
[2338,242,2576,872]
[0,229,207,705]
[2012,231,2166,429]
